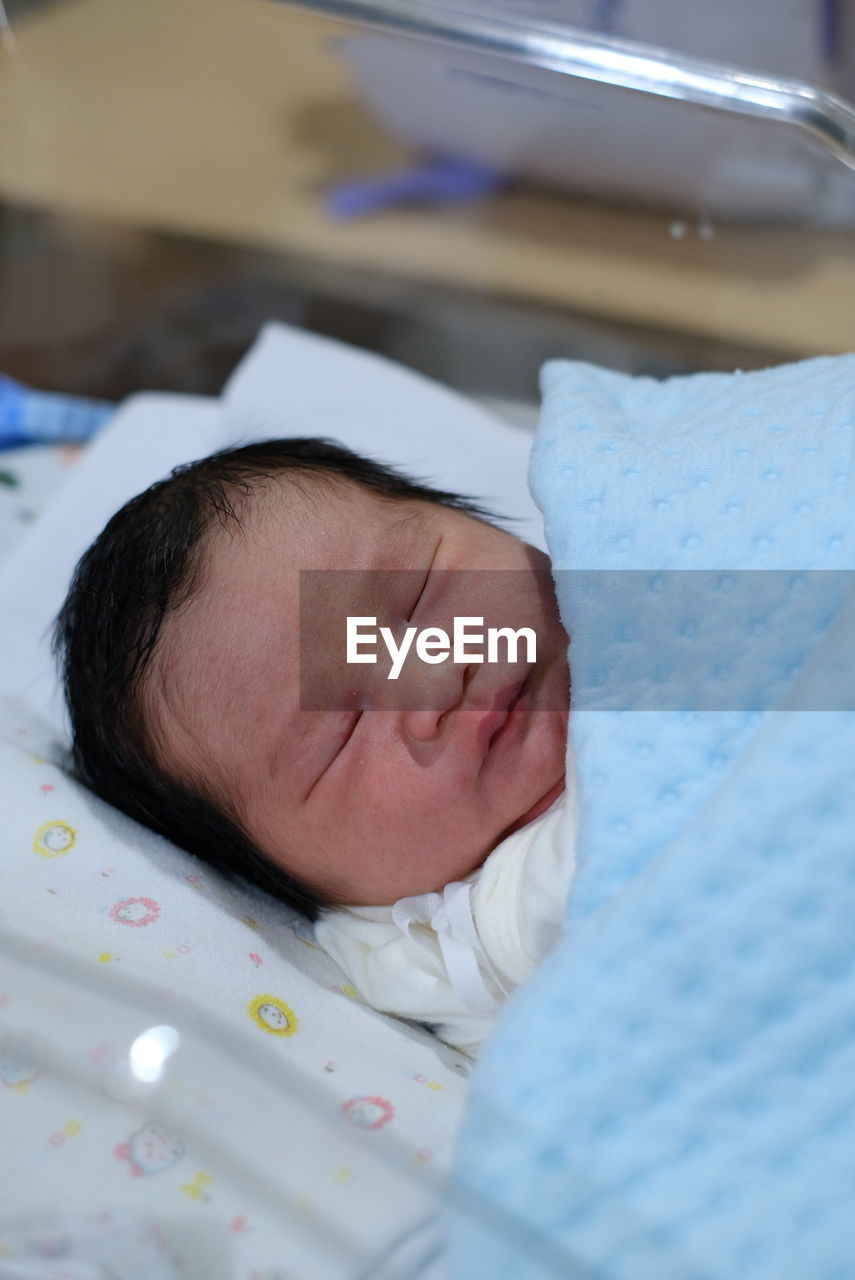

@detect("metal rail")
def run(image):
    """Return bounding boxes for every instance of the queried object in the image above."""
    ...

[273,0,855,171]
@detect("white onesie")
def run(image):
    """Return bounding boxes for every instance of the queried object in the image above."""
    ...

[314,787,578,1056]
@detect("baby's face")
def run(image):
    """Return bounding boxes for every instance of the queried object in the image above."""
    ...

[144,479,569,905]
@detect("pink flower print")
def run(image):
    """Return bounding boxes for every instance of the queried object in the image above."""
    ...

[249,952,263,967]
[342,1096,395,1130]
[110,897,160,927]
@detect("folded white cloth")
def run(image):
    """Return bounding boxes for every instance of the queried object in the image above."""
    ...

[314,788,578,1056]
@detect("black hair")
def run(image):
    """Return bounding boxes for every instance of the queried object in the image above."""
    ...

[53,437,499,921]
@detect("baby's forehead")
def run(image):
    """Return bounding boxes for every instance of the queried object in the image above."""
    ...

[166,481,440,664]
[246,471,427,523]
[207,473,440,562]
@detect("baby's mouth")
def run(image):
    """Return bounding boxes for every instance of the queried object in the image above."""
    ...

[475,674,529,767]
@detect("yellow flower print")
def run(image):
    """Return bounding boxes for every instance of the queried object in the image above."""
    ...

[181,1171,214,1200]
[33,820,76,858]
[248,994,298,1037]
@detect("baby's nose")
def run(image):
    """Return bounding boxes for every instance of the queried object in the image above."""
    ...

[395,662,477,746]
[400,705,448,743]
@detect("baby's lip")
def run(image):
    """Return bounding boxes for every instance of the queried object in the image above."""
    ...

[473,675,528,767]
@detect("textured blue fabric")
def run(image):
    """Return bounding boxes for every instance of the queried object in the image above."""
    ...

[448,356,855,1280]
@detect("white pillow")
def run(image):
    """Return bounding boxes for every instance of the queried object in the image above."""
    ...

[221,322,544,548]
[0,321,542,739]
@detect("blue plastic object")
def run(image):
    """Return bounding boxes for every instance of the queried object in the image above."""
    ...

[0,374,114,451]
[326,156,504,220]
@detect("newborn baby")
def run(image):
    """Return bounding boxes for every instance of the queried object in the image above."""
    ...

[55,437,573,1051]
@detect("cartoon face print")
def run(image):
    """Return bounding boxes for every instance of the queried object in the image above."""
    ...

[110,897,160,927]
[115,1122,185,1176]
[257,1002,288,1032]
[0,1033,49,1088]
[342,1096,395,1130]
[248,994,298,1037]
[33,820,76,858]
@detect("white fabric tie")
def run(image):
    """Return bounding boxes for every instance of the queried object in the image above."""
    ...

[391,881,506,1014]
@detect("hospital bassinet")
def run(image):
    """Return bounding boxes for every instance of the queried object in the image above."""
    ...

[0,1,854,1277]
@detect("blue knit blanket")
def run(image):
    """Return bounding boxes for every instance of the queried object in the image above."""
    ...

[448,356,855,1280]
